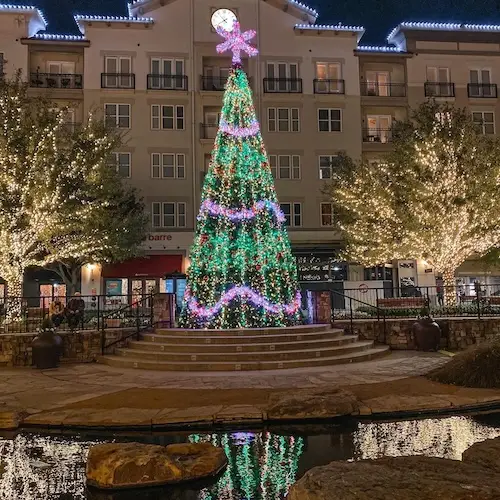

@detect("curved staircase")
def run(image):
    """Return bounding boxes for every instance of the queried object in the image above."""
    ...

[98,324,389,371]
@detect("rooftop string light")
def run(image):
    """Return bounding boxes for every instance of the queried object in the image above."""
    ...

[0,3,47,25]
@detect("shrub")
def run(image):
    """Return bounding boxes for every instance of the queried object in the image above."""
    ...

[428,338,500,388]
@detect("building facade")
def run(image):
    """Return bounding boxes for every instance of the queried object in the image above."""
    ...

[0,3,500,302]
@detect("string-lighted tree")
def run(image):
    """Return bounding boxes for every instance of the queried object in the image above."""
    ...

[327,101,500,304]
[180,20,301,328]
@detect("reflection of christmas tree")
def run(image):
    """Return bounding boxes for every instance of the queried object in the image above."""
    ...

[180,20,301,329]
[189,431,304,499]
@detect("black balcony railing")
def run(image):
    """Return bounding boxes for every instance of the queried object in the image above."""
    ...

[30,72,83,89]
[467,83,498,98]
[101,73,135,89]
[263,78,303,93]
[362,128,393,143]
[424,81,455,97]
[200,123,218,139]
[201,76,228,91]
[313,79,345,94]
[147,74,188,90]
[360,82,406,97]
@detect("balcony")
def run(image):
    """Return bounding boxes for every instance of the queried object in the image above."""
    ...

[424,82,455,98]
[263,78,302,93]
[30,72,82,89]
[147,74,188,90]
[313,79,345,94]
[467,83,498,98]
[200,123,218,140]
[201,76,228,91]
[360,82,406,97]
[101,73,135,89]
[362,128,393,143]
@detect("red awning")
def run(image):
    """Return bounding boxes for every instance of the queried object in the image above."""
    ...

[101,255,183,279]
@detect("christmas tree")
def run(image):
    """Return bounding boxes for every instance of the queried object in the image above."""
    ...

[180,20,301,329]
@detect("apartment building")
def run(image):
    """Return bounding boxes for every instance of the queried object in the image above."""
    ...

[0,3,499,302]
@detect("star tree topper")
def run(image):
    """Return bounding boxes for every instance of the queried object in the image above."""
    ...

[216,19,259,65]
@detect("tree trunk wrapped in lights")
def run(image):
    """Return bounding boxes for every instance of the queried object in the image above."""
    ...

[180,21,301,329]
[327,101,500,305]
[0,75,146,321]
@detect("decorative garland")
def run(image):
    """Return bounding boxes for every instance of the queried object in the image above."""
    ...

[199,199,285,223]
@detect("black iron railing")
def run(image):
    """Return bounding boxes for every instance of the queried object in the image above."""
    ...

[360,82,406,97]
[467,83,498,98]
[101,73,135,89]
[424,82,455,97]
[30,72,83,89]
[313,78,345,94]
[362,127,393,143]
[263,78,303,93]
[200,123,218,139]
[201,76,228,91]
[147,74,188,90]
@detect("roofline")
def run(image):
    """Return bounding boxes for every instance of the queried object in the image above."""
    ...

[0,3,47,27]
[355,45,410,55]
[387,21,500,44]
[294,23,365,42]
[22,33,89,46]
[74,14,154,34]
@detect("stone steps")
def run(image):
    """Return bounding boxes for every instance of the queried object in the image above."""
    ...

[99,346,390,372]
[114,340,373,363]
[130,334,356,353]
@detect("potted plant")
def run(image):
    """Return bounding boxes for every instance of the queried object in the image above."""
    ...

[412,298,441,351]
[31,317,61,369]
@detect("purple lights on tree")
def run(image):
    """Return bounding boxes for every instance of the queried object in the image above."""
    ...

[219,117,260,137]
[216,19,259,64]
[199,199,285,223]
[184,285,301,320]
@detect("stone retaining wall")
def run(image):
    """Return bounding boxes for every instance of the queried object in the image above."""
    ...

[338,317,500,350]
[0,329,135,367]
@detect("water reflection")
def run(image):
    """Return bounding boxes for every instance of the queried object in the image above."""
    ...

[0,413,499,500]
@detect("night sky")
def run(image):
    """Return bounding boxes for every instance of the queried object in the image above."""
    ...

[25,0,500,43]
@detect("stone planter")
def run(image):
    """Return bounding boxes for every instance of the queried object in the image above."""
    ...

[412,317,441,352]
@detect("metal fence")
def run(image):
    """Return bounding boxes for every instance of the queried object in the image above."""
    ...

[0,294,175,334]
[331,284,500,320]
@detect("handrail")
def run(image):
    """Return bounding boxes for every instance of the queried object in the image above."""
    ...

[100,293,156,354]
[329,288,387,340]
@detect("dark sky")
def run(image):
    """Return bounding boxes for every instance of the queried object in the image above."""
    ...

[27,0,500,43]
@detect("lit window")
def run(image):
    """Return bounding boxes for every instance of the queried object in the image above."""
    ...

[320,203,336,226]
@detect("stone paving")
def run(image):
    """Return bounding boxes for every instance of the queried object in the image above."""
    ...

[0,351,446,414]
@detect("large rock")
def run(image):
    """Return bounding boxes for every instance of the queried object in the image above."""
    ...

[266,388,358,420]
[463,437,500,473]
[287,456,500,500]
[86,441,227,490]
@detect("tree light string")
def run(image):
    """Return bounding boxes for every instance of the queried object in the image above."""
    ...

[199,199,285,223]
[219,117,260,137]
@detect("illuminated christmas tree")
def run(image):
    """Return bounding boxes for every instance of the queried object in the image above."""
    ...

[180,20,301,329]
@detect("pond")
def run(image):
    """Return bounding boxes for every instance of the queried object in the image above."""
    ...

[1,413,500,500]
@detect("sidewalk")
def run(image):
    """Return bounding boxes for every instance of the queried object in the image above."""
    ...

[2,352,500,429]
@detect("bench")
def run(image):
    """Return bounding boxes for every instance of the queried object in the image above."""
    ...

[377,297,425,309]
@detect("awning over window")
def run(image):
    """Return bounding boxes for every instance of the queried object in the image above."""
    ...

[101,255,183,279]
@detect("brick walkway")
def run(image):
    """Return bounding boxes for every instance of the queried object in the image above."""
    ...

[0,352,447,414]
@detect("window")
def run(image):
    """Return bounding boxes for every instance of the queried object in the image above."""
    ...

[152,202,186,228]
[318,108,342,132]
[320,203,336,227]
[280,202,302,227]
[151,153,185,178]
[111,152,131,178]
[269,155,300,179]
[365,71,389,96]
[104,56,133,88]
[151,105,184,130]
[266,62,299,91]
[472,111,495,134]
[267,108,299,132]
[426,67,452,97]
[365,115,392,143]
[150,58,185,89]
[105,104,130,128]
[47,61,75,75]
[469,69,493,97]
[319,155,340,180]
[315,62,342,93]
